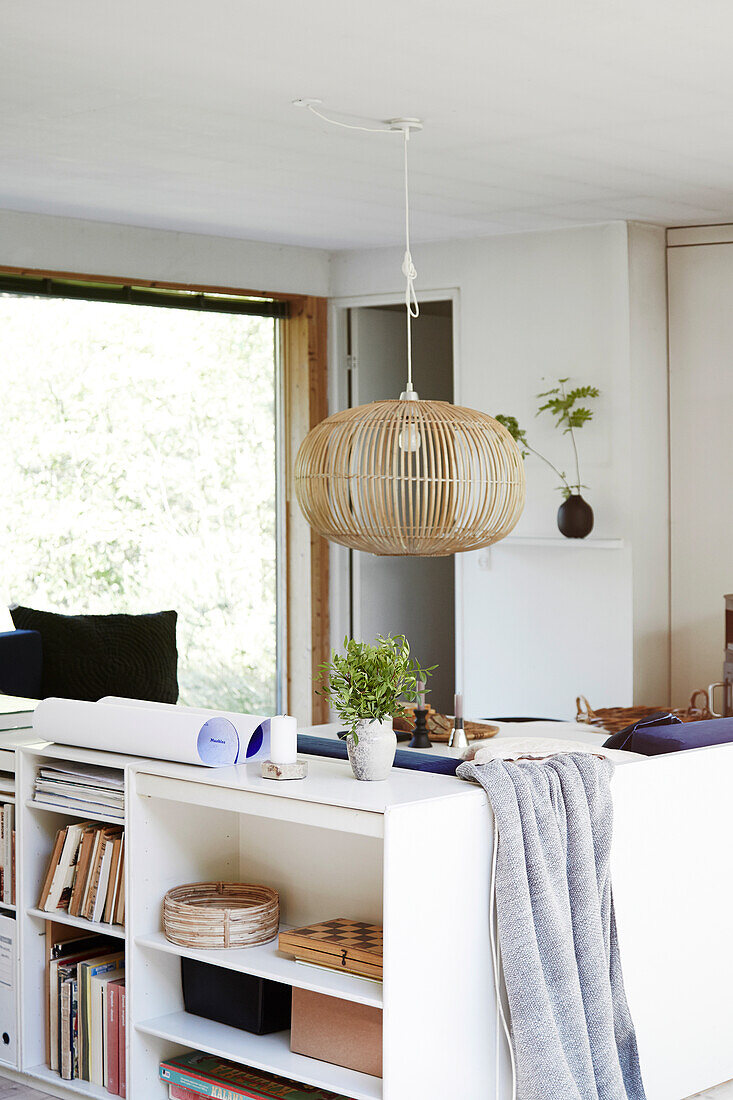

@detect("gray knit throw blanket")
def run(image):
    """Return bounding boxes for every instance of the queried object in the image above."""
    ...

[457,753,646,1100]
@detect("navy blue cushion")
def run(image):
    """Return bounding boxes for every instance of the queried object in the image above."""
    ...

[297,733,462,776]
[629,717,733,756]
[0,629,42,699]
[603,711,681,752]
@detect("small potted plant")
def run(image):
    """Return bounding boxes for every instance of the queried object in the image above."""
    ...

[318,635,434,781]
[497,378,600,539]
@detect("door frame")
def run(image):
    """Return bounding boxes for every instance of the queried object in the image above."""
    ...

[327,287,465,696]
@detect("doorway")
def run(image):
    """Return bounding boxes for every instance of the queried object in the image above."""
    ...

[346,300,455,713]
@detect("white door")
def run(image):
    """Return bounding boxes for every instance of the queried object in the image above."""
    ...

[668,237,733,706]
[348,304,455,713]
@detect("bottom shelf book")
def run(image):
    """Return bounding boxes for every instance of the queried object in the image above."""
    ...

[46,925,126,1095]
[160,1051,355,1100]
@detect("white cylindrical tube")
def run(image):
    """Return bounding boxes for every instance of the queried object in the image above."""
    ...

[34,698,240,767]
[99,697,270,761]
[269,714,297,764]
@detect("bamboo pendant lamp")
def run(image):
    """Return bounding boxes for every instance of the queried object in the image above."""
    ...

[292,103,526,556]
[295,398,525,556]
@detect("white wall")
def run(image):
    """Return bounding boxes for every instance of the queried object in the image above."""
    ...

[330,223,669,719]
[667,228,733,708]
[0,209,330,296]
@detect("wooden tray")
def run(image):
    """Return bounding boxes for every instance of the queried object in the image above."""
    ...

[399,709,499,743]
[279,918,383,980]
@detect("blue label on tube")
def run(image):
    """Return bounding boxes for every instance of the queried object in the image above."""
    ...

[196,717,239,766]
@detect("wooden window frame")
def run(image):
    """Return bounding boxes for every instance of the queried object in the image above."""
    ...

[0,265,329,723]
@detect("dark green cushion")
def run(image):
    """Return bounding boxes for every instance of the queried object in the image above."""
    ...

[9,606,178,703]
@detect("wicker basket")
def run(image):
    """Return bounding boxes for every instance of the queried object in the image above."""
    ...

[163,882,279,949]
[576,690,713,734]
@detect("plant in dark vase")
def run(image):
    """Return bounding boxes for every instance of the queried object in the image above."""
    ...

[317,634,434,781]
[497,378,600,539]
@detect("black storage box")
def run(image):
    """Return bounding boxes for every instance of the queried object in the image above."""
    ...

[181,957,291,1035]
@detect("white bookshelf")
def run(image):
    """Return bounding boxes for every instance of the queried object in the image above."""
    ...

[136,930,383,1008]
[137,1014,382,1100]
[0,734,500,1100]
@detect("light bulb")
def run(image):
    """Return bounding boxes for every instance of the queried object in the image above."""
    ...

[398,386,420,452]
[398,424,422,452]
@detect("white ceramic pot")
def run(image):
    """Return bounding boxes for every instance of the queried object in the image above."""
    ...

[346,718,397,781]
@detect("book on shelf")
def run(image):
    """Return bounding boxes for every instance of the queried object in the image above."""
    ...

[119,985,126,1099]
[60,978,73,1080]
[38,821,125,926]
[78,951,124,1082]
[0,694,37,731]
[0,802,15,904]
[106,978,123,1095]
[91,969,125,1087]
[33,761,124,818]
[160,1051,355,1100]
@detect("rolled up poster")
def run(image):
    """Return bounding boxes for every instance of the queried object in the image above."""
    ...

[99,696,270,761]
[34,698,241,767]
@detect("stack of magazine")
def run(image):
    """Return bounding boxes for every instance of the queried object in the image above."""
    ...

[33,762,124,819]
[160,1053,352,1100]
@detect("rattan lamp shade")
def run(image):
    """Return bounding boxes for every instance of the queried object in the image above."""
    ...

[294,398,526,556]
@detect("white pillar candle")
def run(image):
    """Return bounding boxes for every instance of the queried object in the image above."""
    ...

[270,714,298,764]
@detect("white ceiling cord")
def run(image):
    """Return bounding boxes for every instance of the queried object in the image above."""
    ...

[295,99,421,395]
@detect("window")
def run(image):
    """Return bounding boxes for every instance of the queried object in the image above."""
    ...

[0,276,285,713]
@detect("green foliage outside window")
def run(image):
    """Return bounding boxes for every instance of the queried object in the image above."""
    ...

[0,293,277,713]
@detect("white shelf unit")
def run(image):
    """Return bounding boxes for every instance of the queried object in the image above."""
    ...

[0,737,503,1100]
[14,744,127,1099]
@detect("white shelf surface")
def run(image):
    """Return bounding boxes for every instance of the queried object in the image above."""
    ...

[28,1063,110,1098]
[500,535,624,549]
[137,929,382,1008]
[26,798,124,824]
[27,906,125,939]
[137,1012,382,1100]
[0,902,16,912]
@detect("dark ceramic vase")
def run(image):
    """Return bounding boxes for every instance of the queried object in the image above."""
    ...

[557,494,594,539]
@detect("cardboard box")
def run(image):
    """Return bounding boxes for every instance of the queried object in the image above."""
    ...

[290,987,383,1078]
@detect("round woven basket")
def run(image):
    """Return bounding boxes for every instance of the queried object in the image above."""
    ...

[163,882,279,949]
[576,691,713,734]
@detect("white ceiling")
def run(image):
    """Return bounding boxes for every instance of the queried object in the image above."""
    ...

[4,0,733,250]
